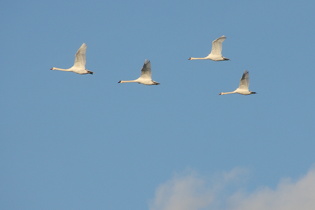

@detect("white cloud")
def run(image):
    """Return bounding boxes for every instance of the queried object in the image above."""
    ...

[149,168,246,210]
[149,171,214,210]
[150,167,315,210]
[229,168,315,210]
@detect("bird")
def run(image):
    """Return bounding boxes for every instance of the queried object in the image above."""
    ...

[219,71,256,95]
[188,35,229,61]
[118,59,160,85]
[50,43,93,75]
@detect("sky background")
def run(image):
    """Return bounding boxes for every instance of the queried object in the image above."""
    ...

[1,0,315,209]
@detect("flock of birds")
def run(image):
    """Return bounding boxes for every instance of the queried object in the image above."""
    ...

[50,35,256,95]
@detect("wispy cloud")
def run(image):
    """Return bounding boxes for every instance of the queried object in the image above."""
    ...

[229,168,315,210]
[150,167,315,210]
[149,170,214,210]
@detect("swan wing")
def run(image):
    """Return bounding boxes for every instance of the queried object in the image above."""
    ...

[73,43,87,68]
[209,35,226,56]
[238,71,250,90]
[139,59,152,79]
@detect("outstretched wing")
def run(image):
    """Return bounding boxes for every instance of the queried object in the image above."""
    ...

[238,71,250,90]
[209,35,226,56]
[73,43,87,68]
[140,59,152,79]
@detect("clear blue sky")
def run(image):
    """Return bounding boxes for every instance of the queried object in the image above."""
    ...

[1,1,315,209]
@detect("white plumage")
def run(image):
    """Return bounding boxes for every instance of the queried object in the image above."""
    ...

[188,35,229,61]
[118,60,160,85]
[50,43,93,75]
[219,71,256,95]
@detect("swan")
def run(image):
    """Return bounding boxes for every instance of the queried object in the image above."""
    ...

[219,71,256,95]
[50,43,93,75]
[188,35,229,61]
[118,59,160,85]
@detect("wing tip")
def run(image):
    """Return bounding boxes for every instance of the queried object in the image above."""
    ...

[80,43,87,49]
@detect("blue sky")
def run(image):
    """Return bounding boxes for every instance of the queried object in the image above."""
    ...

[1,0,315,209]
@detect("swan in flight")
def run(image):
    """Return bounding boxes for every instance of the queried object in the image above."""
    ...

[188,35,229,61]
[219,71,256,95]
[50,43,93,75]
[118,59,160,85]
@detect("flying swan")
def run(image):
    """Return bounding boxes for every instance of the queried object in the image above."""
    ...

[219,71,256,95]
[50,43,93,75]
[188,35,229,61]
[118,59,160,85]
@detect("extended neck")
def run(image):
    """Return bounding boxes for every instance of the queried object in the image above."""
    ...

[219,91,236,95]
[188,57,207,60]
[51,67,71,72]
[118,80,138,83]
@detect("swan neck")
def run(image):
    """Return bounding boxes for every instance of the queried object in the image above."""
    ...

[119,80,138,83]
[220,91,236,95]
[189,57,207,60]
[51,67,71,72]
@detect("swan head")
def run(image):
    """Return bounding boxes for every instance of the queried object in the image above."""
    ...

[223,57,230,61]
[87,70,93,74]
[188,57,192,60]
[118,80,122,83]
[50,67,55,70]
[250,91,257,94]
[219,92,223,95]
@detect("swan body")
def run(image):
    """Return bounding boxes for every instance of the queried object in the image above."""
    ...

[188,35,229,61]
[118,60,160,85]
[219,71,256,95]
[50,43,93,75]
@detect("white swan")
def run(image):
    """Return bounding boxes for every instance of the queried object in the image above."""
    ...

[118,59,160,85]
[188,35,229,61]
[219,71,256,95]
[50,43,93,75]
